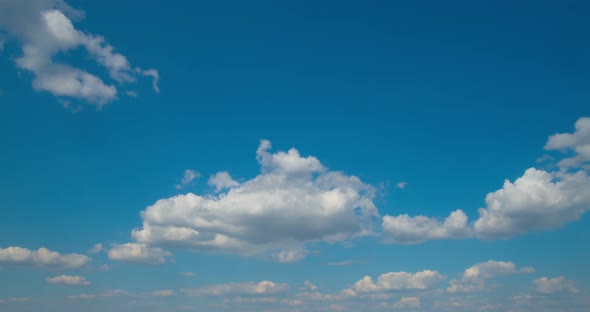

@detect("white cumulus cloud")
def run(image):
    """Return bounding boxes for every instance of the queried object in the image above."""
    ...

[107,243,171,265]
[533,276,578,294]
[447,260,534,293]
[382,209,471,243]
[129,140,379,262]
[0,0,158,106]
[176,169,200,190]
[208,171,239,192]
[349,270,444,294]
[0,246,90,269]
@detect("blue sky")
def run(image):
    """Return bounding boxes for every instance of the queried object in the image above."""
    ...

[1,0,590,311]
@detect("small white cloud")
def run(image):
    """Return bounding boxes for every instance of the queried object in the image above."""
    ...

[46,275,90,286]
[275,246,307,263]
[394,297,421,309]
[300,281,318,292]
[533,276,578,294]
[545,117,590,168]
[87,244,103,254]
[125,90,137,98]
[107,243,171,265]
[182,281,289,297]
[180,272,195,277]
[176,169,200,189]
[208,171,239,192]
[136,68,160,93]
[382,209,471,243]
[349,270,444,294]
[0,246,90,269]
[151,290,174,297]
[0,297,30,304]
[396,182,407,189]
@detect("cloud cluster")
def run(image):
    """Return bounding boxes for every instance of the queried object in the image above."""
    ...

[0,0,158,106]
[128,140,379,261]
[0,246,90,269]
[383,117,590,243]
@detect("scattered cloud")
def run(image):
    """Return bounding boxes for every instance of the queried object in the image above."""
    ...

[382,210,471,243]
[176,169,200,190]
[87,244,103,254]
[107,243,171,265]
[151,290,174,297]
[0,246,90,269]
[349,270,445,294]
[394,296,421,309]
[208,171,239,192]
[396,182,407,189]
[0,0,158,106]
[182,281,289,297]
[545,117,590,169]
[180,272,195,277]
[130,140,379,262]
[0,297,29,304]
[46,275,90,286]
[533,276,578,294]
[447,260,534,293]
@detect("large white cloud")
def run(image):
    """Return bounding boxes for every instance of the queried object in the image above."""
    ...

[0,0,158,106]
[0,246,90,269]
[129,140,379,261]
[107,243,171,265]
[473,168,590,238]
[447,260,534,293]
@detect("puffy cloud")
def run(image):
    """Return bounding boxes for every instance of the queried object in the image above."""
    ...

[447,261,534,293]
[0,246,90,269]
[46,275,90,286]
[129,140,379,261]
[301,281,318,292]
[473,168,590,238]
[382,209,471,243]
[533,276,578,294]
[107,243,171,265]
[545,117,590,169]
[208,171,239,192]
[87,244,103,254]
[151,290,174,297]
[0,0,158,106]
[182,281,289,297]
[350,270,444,294]
[394,297,421,309]
[176,169,200,190]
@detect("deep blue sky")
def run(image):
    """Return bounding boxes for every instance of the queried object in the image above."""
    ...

[0,1,589,311]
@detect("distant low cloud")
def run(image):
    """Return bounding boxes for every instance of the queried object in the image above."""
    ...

[0,0,159,106]
[107,243,171,265]
[46,275,90,286]
[533,276,578,294]
[447,260,534,293]
[396,182,407,189]
[0,246,90,269]
[151,290,174,297]
[182,281,289,297]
